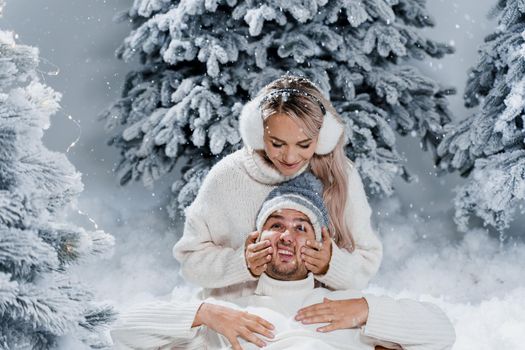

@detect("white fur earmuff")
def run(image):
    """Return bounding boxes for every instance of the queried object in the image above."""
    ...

[238,95,344,154]
[314,111,343,155]
[239,95,265,150]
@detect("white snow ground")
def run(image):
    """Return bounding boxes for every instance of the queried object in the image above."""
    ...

[2,0,525,349]
[372,197,525,350]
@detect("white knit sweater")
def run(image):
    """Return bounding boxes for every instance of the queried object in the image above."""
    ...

[173,147,383,301]
[111,273,456,350]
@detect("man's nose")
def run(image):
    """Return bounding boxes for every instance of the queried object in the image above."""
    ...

[279,230,293,244]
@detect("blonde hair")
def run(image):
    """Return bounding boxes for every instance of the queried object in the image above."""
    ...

[258,75,355,251]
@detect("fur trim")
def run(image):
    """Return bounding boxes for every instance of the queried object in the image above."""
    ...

[315,111,344,155]
[239,96,265,150]
[239,97,344,154]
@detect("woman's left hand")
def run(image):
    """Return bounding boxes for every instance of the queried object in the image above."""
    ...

[295,297,369,332]
[301,227,332,275]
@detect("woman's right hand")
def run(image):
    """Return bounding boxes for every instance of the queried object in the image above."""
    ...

[245,231,272,277]
[193,302,275,349]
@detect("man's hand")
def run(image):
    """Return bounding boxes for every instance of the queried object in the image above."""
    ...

[295,297,369,332]
[245,231,272,277]
[301,227,332,275]
[193,303,274,350]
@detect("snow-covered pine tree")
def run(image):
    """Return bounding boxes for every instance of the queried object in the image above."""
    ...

[0,7,116,349]
[102,0,454,216]
[437,0,525,232]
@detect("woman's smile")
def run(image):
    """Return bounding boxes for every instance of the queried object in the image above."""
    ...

[278,160,303,170]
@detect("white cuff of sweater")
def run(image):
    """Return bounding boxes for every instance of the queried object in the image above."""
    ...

[111,300,204,349]
[315,241,359,290]
[363,295,456,349]
[361,294,402,341]
[178,300,205,337]
[226,244,259,285]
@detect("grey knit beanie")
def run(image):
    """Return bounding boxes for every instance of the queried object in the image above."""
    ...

[256,172,329,241]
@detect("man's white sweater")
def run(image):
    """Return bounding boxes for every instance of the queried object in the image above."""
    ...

[111,273,455,350]
[173,147,383,301]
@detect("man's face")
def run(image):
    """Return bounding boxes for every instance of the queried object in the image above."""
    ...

[260,209,316,281]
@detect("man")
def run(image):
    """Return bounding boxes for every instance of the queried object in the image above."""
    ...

[111,173,455,350]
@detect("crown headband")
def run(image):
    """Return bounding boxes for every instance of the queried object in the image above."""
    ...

[259,88,327,115]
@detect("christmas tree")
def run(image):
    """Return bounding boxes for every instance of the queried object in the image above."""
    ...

[0,5,116,348]
[437,0,525,232]
[102,0,454,217]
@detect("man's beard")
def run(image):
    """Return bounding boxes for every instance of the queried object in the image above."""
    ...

[267,258,307,280]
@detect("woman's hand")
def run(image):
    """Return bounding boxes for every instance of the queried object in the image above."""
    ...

[193,303,274,350]
[295,297,369,332]
[245,231,272,277]
[301,227,332,275]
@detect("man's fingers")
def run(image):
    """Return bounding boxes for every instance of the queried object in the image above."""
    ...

[228,336,243,350]
[297,303,330,316]
[254,316,275,331]
[295,305,331,320]
[317,322,340,333]
[247,320,274,338]
[240,328,266,348]
[300,314,334,324]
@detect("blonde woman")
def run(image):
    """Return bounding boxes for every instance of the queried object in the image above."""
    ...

[174,75,382,299]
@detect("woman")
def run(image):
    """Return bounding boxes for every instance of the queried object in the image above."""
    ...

[173,75,382,301]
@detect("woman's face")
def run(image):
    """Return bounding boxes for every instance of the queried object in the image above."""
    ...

[263,113,318,176]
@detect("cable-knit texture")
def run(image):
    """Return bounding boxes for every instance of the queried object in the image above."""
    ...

[111,275,455,350]
[173,147,383,300]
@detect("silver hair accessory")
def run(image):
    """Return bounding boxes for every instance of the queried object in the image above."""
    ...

[239,84,344,155]
[259,88,327,115]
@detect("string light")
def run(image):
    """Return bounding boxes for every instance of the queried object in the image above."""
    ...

[76,207,99,230]
[9,33,79,154]
[65,243,74,254]
[10,34,60,84]
[8,27,100,236]
[37,56,60,77]
[65,114,81,153]
[11,31,99,232]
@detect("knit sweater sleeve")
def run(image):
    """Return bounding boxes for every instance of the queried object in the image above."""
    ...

[316,163,383,290]
[174,204,257,288]
[110,300,205,350]
[362,294,456,350]
[173,158,258,289]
